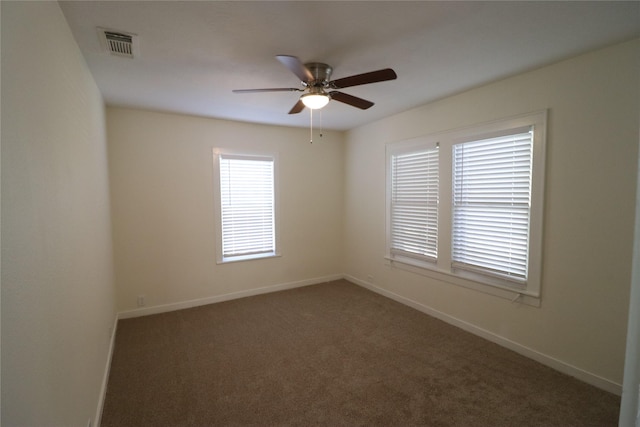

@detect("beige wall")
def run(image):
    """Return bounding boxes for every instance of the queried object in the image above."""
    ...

[107,108,344,312]
[343,39,639,389]
[1,2,116,426]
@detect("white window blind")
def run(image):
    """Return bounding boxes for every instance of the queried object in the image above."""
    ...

[452,130,533,284]
[390,147,439,262]
[219,155,275,259]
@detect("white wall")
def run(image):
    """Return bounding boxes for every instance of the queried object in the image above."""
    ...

[344,39,639,390]
[1,1,117,426]
[107,108,344,312]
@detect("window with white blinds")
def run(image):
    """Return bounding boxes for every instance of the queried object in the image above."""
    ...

[386,111,546,301]
[217,154,277,262]
[452,130,533,284]
[390,146,439,263]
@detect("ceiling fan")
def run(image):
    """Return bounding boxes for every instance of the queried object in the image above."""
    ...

[233,55,397,114]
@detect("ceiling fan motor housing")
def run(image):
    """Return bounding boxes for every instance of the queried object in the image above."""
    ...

[305,62,333,87]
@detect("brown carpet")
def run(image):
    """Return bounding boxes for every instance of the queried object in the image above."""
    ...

[101,279,619,426]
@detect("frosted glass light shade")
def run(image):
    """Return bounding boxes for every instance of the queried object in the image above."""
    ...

[301,93,330,109]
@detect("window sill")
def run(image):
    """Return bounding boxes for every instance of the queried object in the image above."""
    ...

[383,256,541,307]
[218,252,281,264]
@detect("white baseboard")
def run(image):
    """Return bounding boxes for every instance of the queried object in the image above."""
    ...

[345,274,623,396]
[94,315,118,427]
[117,274,343,320]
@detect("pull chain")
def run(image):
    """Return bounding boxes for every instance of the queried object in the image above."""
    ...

[309,108,313,143]
[309,108,325,144]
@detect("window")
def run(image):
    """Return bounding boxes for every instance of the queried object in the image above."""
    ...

[452,130,532,284]
[386,111,546,302]
[389,142,439,264]
[213,151,279,263]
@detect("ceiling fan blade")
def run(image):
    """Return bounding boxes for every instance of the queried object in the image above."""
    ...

[329,91,374,110]
[330,68,397,89]
[288,99,305,114]
[276,55,314,83]
[232,88,302,93]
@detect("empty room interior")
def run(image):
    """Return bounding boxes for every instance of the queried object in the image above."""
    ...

[2,1,640,426]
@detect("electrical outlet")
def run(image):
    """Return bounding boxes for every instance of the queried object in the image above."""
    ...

[137,295,145,307]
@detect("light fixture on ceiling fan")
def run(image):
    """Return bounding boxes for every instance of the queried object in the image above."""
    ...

[300,90,330,110]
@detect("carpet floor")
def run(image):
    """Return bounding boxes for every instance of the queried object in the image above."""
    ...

[101,279,620,426]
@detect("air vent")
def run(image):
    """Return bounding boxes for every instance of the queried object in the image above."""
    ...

[98,28,138,58]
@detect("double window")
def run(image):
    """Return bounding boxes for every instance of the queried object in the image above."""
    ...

[213,151,279,263]
[386,111,546,299]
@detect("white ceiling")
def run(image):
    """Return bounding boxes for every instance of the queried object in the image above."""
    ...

[60,1,640,131]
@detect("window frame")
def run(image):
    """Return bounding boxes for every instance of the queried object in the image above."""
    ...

[212,149,281,264]
[385,111,546,304]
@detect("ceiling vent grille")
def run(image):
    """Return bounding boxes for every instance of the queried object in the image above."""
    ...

[98,28,138,58]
